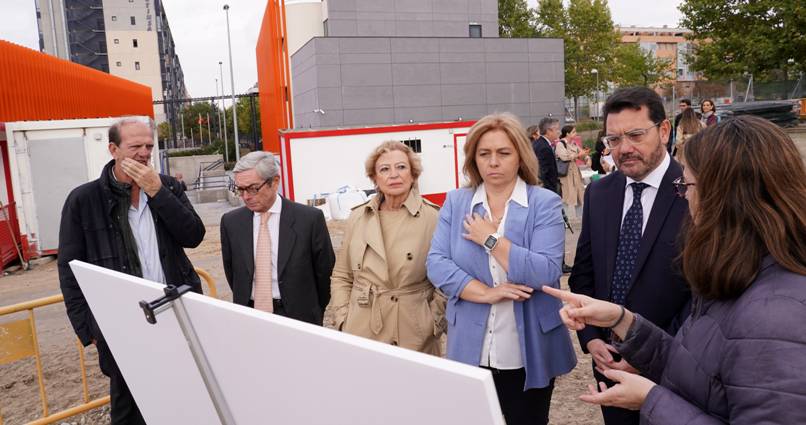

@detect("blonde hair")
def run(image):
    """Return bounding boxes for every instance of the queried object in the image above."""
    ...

[364,140,422,188]
[463,112,540,187]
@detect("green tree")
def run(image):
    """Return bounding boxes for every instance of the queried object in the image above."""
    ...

[498,0,537,37]
[236,96,261,143]
[679,0,805,80]
[612,43,672,87]
[536,0,620,120]
[180,102,218,145]
[157,121,172,143]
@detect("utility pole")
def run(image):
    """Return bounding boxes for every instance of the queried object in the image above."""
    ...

[224,4,240,161]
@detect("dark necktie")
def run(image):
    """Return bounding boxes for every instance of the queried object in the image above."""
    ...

[610,182,649,306]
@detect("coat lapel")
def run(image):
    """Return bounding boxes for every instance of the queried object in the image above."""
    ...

[277,197,296,279]
[628,161,683,289]
[503,199,528,251]
[238,208,256,281]
[604,173,627,288]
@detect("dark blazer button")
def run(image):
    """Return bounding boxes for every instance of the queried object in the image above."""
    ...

[391,296,398,302]
[406,253,413,260]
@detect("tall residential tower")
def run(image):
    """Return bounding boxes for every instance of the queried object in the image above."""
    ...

[36,0,188,123]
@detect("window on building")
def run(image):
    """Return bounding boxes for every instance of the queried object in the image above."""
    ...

[111,15,117,21]
[469,24,482,38]
[323,19,329,37]
[114,38,119,44]
[401,139,422,153]
[135,61,140,70]
[130,16,136,25]
[133,39,138,48]
[100,63,109,73]
[116,61,122,67]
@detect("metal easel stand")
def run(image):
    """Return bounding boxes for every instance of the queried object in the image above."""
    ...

[139,285,236,425]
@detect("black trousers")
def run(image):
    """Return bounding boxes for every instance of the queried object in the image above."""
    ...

[593,366,640,425]
[96,338,146,425]
[484,367,555,425]
[247,298,287,316]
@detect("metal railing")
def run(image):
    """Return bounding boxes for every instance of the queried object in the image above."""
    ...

[0,268,217,424]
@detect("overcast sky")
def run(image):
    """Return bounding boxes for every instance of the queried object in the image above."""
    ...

[2,0,682,100]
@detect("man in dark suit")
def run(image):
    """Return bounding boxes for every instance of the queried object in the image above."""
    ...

[532,117,560,194]
[220,151,335,324]
[569,87,691,425]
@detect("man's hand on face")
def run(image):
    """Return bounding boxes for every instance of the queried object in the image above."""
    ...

[121,158,162,197]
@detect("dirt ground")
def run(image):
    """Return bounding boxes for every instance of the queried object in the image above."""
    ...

[0,200,599,425]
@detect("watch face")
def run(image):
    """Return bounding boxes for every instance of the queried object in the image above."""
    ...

[484,235,497,250]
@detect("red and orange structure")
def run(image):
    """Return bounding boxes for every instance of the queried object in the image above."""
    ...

[256,0,294,154]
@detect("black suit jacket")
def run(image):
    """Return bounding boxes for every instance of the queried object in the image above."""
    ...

[569,159,691,352]
[220,197,335,325]
[532,136,560,194]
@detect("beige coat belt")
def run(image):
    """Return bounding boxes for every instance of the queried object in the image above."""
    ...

[353,279,433,335]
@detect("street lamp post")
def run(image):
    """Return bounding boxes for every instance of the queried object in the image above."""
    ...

[219,61,229,163]
[224,4,240,161]
[215,77,223,139]
[591,68,599,121]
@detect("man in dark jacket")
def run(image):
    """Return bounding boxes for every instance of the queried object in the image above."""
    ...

[58,117,205,425]
[532,117,561,194]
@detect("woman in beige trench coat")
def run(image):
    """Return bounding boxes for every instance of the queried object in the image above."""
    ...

[328,141,446,355]
[555,125,588,219]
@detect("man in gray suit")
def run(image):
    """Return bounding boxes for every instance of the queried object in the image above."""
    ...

[220,151,335,324]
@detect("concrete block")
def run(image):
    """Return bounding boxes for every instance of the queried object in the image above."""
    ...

[393,84,442,107]
[340,63,393,86]
[343,107,395,126]
[392,63,441,85]
[442,83,486,106]
[342,85,395,109]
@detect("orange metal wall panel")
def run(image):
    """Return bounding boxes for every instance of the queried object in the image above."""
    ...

[0,40,153,122]
[256,0,293,153]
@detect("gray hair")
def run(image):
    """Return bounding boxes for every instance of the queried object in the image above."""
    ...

[537,117,559,135]
[233,151,280,180]
[109,116,156,146]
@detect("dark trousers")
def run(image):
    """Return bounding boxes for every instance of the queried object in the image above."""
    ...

[484,367,554,425]
[593,366,640,425]
[247,298,287,316]
[96,338,146,425]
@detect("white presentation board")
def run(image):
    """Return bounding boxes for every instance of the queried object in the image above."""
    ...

[70,261,504,425]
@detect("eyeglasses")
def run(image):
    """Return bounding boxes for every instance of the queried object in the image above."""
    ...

[602,121,663,149]
[232,179,271,196]
[672,176,696,198]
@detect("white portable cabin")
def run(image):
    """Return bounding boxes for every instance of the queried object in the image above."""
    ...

[278,121,476,206]
[3,117,158,259]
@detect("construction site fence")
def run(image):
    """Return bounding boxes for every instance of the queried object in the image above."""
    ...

[0,268,217,424]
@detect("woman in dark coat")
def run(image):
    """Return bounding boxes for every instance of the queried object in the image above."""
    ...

[544,115,806,424]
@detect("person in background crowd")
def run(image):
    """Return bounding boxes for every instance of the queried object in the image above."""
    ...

[555,125,588,219]
[532,117,561,195]
[700,99,718,127]
[328,141,446,355]
[545,115,806,424]
[673,108,705,162]
[569,87,691,425]
[175,172,188,192]
[427,112,576,425]
[526,125,540,143]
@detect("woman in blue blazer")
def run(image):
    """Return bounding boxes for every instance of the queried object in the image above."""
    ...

[427,113,576,425]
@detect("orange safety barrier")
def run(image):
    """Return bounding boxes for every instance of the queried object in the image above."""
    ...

[0,268,217,424]
[256,0,294,153]
[0,40,153,123]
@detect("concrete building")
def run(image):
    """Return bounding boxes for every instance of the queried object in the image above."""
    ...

[36,0,188,123]
[618,26,702,83]
[285,0,564,129]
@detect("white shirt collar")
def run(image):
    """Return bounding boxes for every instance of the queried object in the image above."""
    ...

[625,151,670,190]
[254,194,283,220]
[471,177,529,209]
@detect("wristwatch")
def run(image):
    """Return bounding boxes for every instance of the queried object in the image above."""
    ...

[483,233,501,252]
